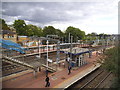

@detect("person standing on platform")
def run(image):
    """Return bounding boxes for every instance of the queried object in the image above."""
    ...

[68,66,72,75]
[45,76,50,87]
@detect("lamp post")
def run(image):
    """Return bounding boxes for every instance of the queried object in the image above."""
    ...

[77,37,78,43]
[45,40,49,76]
[62,37,63,43]
[46,40,49,68]
[70,36,73,64]
[38,39,41,58]
[69,33,70,43]
[56,41,60,64]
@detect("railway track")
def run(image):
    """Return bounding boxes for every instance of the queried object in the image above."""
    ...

[2,52,65,77]
[2,64,27,76]
[80,71,111,89]
[67,67,112,89]
[94,72,112,89]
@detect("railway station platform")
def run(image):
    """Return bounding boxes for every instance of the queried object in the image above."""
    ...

[2,52,101,88]
[53,63,101,88]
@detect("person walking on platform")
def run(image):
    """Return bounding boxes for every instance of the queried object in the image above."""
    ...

[46,70,48,77]
[45,76,50,87]
[68,66,72,75]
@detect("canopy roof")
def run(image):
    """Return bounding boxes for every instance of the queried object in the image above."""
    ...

[60,47,92,56]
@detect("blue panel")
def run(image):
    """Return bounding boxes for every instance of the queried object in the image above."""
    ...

[0,39,25,54]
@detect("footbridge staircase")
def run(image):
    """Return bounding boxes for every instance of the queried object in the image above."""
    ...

[2,56,56,73]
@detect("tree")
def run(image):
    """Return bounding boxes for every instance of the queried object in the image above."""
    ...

[13,19,27,35]
[56,29,65,42]
[27,24,42,37]
[37,27,43,37]
[80,30,85,40]
[0,18,10,30]
[56,29,64,37]
[100,47,118,74]
[43,26,56,37]
[98,33,105,39]
[97,45,120,88]
[91,32,98,36]
[86,32,98,41]
[65,26,85,42]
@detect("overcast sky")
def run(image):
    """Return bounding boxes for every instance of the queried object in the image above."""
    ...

[2,0,118,34]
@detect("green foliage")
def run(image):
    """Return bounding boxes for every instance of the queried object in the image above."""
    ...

[56,29,64,37]
[43,26,56,37]
[86,32,98,41]
[0,18,10,30]
[98,33,108,39]
[99,45,120,88]
[65,26,85,42]
[13,19,27,35]
[91,32,97,36]
[27,24,42,37]
[1,19,100,43]
[102,47,119,74]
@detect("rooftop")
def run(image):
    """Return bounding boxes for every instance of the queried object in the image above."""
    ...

[60,47,90,55]
[2,30,16,35]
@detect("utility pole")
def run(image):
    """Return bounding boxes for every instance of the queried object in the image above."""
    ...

[46,40,49,70]
[69,33,70,43]
[62,37,63,43]
[70,36,73,64]
[38,39,41,58]
[56,41,60,70]
[103,35,106,53]
[77,37,78,43]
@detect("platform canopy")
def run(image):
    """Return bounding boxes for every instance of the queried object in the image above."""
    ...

[60,47,92,56]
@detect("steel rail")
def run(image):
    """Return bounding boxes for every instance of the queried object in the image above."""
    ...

[80,70,104,89]
[94,72,112,89]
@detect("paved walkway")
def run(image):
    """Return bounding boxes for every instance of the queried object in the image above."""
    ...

[54,63,101,88]
[2,52,100,88]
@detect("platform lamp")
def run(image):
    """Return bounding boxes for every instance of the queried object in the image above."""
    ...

[46,40,49,76]
[56,40,60,70]
[62,37,63,43]
[38,39,41,59]
[70,36,73,66]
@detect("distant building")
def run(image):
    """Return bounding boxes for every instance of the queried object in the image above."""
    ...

[16,36,29,46]
[18,36,28,42]
[1,30,17,43]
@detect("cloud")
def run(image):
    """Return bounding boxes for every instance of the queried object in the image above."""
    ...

[2,2,92,23]
[2,1,118,34]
